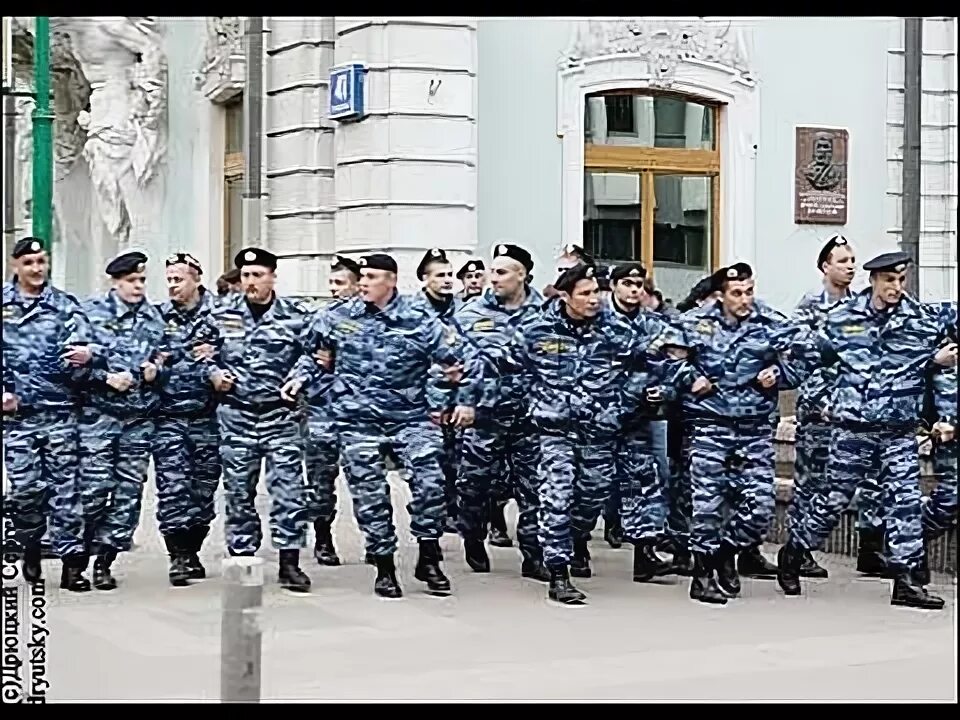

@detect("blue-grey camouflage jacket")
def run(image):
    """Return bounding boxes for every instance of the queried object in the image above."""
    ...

[206,293,313,409]
[155,287,219,417]
[793,289,954,426]
[679,299,801,421]
[2,279,91,413]
[296,291,481,423]
[302,296,352,409]
[790,286,853,422]
[82,289,167,418]
[452,285,544,415]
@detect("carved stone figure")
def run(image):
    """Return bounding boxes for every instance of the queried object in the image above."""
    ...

[194,16,245,102]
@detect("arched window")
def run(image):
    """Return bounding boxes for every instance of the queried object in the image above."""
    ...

[583,89,721,303]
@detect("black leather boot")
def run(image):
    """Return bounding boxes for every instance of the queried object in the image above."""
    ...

[414,539,451,595]
[313,518,341,566]
[277,549,311,593]
[891,570,945,610]
[521,556,551,582]
[670,548,694,576]
[463,538,490,573]
[716,543,741,597]
[185,526,207,580]
[365,552,376,565]
[632,540,672,582]
[59,555,91,592]
[373,554,402,598]
[914,541,931,587]
[688,552,727,605]
[21,543,43,584]
[488,500,513,548]
[603,513,624,549]
[737,544,778,579]
[856,528,887,577]
[798,549,829,579]
[164,532,192,587]
[570,536,592,578]
[776,543,803,596]
[93,547,118,591]
[547,565,587,605]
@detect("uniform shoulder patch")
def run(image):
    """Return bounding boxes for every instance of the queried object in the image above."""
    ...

[335,319,362,335]
[472,318,495,332]
[695,319,715,336]
[841,324,866,335]
[537,338,569,354]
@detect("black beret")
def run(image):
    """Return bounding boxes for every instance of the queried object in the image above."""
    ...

[863,251,912,273]
[711,262,753,291]
[561,243,595,265]
[165,252,203,274]
[417,248,450,279]
[554,263,598,294]
[106,251,148,278]
[595,263,611,292]
[235,247,278,271]
[609,262,647,283]
[12,237,46,258]
[222,268,241,283]
[330,254,361,277]
[456,259,485,279]
[816,234,850,270]
[493,243,534,273]
[358,253,398,274]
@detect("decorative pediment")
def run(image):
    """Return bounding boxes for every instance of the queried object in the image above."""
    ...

[194,16,245,103]
[560,17,755,89]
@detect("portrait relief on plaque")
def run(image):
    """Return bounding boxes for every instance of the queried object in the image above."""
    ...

[794,126,849,225]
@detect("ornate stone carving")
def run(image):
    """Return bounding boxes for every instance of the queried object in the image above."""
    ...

[561,17,755,88]
[194,16,245,103]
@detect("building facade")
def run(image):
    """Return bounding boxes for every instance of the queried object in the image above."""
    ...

[4,16,957,311]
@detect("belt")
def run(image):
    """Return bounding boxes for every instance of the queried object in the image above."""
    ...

[222,397,296,414]
[3,406,76,421]
[834,421,915,433]
[691,416,770,431]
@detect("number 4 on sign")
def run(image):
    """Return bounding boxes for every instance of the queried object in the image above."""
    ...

[334,73,348,103]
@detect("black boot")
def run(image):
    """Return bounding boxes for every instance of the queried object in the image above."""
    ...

[891,570,945,610]
[185,526,207,580]
[21,544,43,584]
[603,514,624,549]
[313,518,341,566]
[373,554,402,598]
[570,536,592,578]
[670,548,694,576]
[164,532,192,587]
[59,555,91,592]
[521,556,551,582]
[914,541,931,587]
[688,553,727,605]
[632,540,672,582]
[277,549,311,593]
[414,539,451,595]
[776,543,804,596]
[716,543,741,597]
[856,528,887,576]
[547,565,587,605]
[92,547,118,591]
[463,538,490,573]
[798,549,829,579]
[488,500,513,548]
[737,544,778,579]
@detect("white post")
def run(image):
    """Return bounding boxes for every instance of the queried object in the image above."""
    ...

[220,556,264,703]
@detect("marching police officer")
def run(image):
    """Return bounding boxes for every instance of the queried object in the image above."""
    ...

[80,251,166,590]
[456,259,486,302]
[2,237,92,591]
[153,252,221,585]
[207,248,313,592]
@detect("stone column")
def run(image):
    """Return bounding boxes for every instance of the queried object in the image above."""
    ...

[333,17,478,293]
[263,16,336,297]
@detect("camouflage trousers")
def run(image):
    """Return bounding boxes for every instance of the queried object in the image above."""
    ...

[794,427,924,572]
[217,404,309,554]
[689,422,775,556]
[665,421,694,552]
[617,421,669,543]
[538,429,617,567]
[442,424,462,524]
[3,409,86,557]
[855,476,885,532]
[79,409,154,554]
[922,439,957,540]
[788,420,831,538]
[337,418,446,556]
[456,413,542,561]
[153,412,221,537]
[305,407,339,524]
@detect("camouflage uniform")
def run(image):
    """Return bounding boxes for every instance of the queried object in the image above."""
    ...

[80,290,166,555]
[2,279,89,560]
[452,286,544,568]
[207,293,313,555]
[923,364,958,542]
[153,288,221,555]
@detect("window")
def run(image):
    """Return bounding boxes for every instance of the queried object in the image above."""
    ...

[223,96,244,271]
[583,90,720,303]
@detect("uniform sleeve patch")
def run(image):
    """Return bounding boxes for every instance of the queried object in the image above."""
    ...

[472,318,495,332]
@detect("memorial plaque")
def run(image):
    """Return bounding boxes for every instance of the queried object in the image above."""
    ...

[794,126,848,225]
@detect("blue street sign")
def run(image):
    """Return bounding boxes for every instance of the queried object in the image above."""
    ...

[329,63,367,121]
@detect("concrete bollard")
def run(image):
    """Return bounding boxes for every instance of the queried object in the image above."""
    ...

[220,556,264,703]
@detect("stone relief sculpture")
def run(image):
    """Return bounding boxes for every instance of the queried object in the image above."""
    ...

[561,17,754,87]
[195,16,244,89]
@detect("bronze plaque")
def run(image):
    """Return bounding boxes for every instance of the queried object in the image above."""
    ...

[794,126,848,225]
